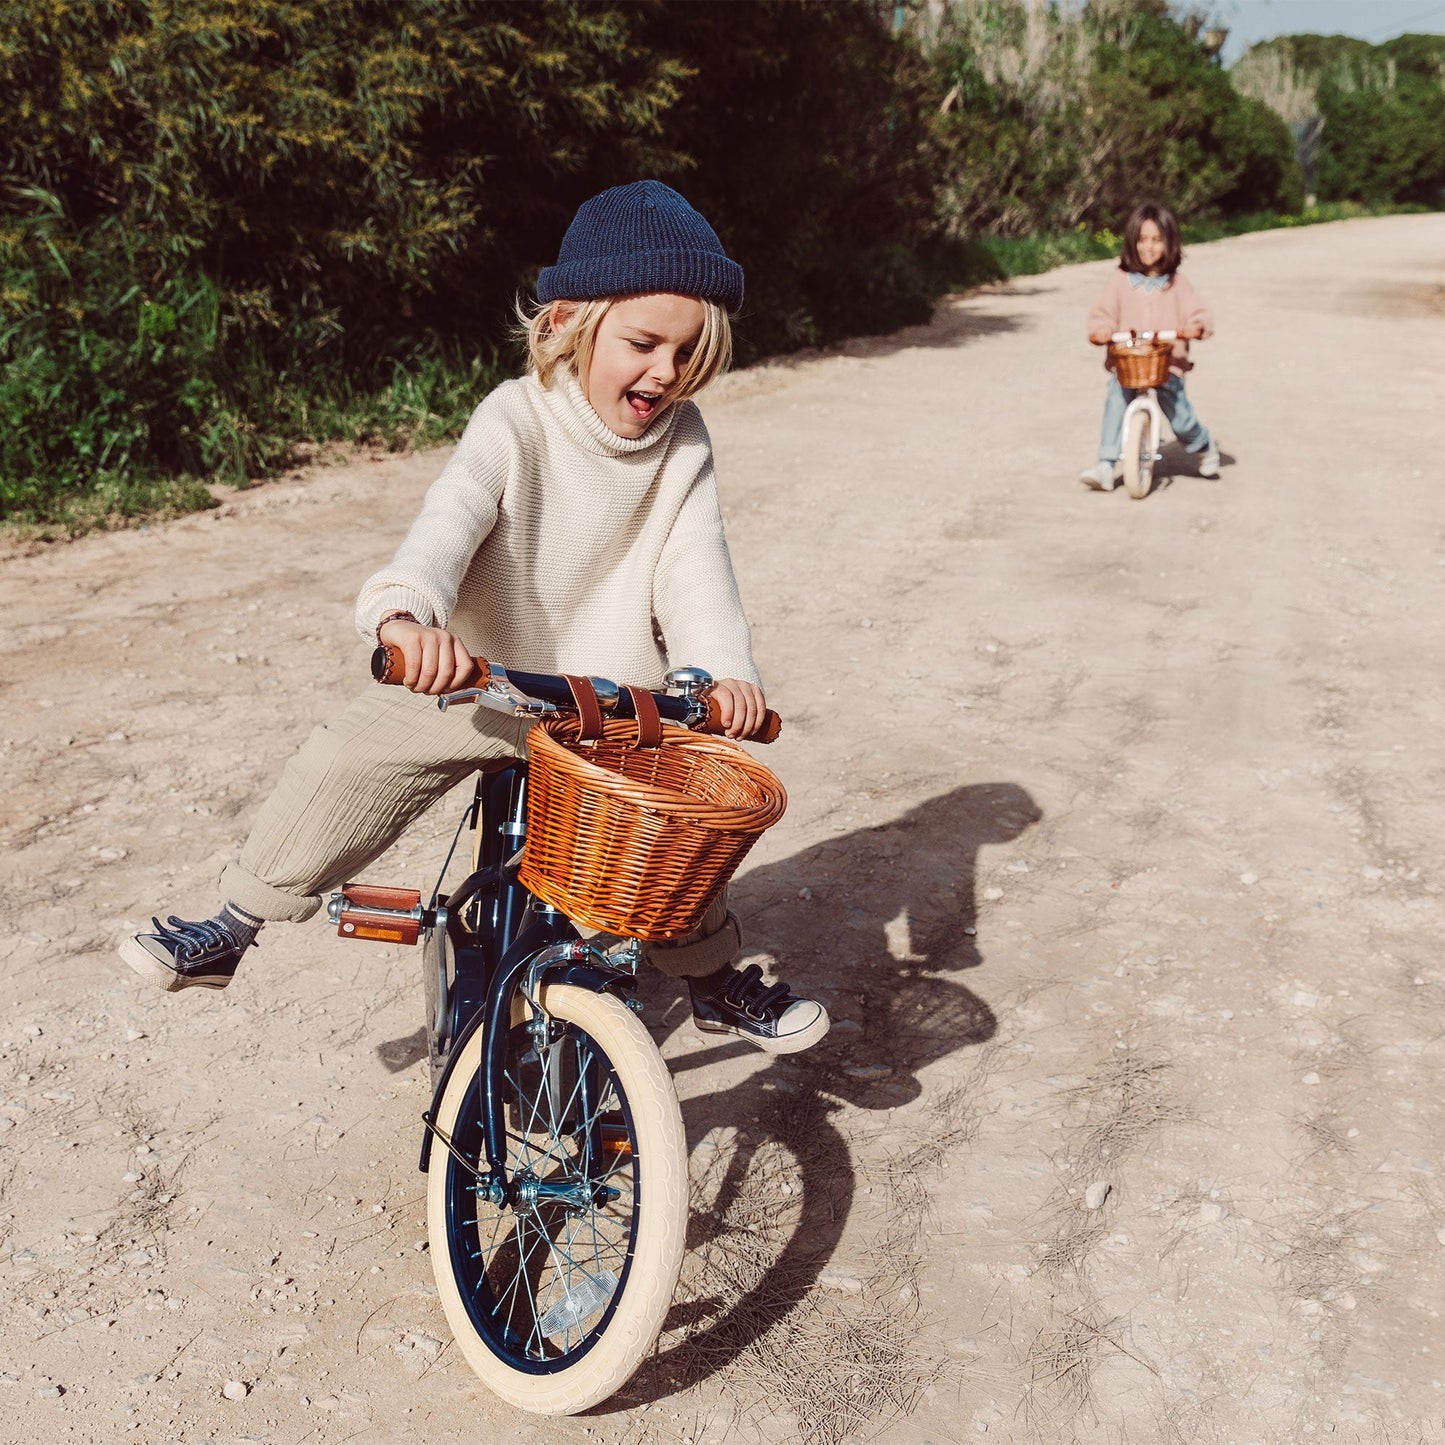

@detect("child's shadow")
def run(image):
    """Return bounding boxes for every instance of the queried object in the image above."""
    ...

[1156,439,1237,486]
[617,780,1041,1405]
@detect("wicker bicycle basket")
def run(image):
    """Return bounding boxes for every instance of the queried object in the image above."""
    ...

[517,705,787,942]
[1109,337,1173,389]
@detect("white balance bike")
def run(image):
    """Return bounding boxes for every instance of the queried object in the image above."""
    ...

[1108,327,1202,499]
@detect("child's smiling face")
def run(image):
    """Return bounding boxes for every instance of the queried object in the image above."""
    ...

[580,293,705,438]
[1136,219,1166,274]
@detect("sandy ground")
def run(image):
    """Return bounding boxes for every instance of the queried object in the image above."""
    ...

[2,213,1444,1445]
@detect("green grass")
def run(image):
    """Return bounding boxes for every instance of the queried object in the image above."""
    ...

[4,348,506,541]
[3,470,217,542]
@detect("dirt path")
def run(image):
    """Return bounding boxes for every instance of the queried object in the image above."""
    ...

[2,214,1443,1445]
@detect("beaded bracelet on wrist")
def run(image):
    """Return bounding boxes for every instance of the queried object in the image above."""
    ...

[375,610,419,644]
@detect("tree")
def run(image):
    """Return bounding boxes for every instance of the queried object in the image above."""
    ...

[1233,33,1445,208]
[0,0,693,512]
[926,0,1300,237]
[635,0,943,353]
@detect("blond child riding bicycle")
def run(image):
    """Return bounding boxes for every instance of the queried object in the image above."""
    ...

[1081,202,1221,491]
[119,179,829,1056]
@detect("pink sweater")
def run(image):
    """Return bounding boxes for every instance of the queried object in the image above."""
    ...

[1087,269,1214,375]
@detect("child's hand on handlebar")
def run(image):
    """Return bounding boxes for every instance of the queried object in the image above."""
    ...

[1089,330,1113,345]
[377,617,478,695]
[708,679,770,740]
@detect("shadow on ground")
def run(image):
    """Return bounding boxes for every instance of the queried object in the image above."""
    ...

[370,780,1042,1422]
[1142,440,1238,495]
[614,781,1042,1408]
[837,299,1027,361]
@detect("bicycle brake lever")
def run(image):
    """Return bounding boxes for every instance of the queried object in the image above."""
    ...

[437,664,557,718]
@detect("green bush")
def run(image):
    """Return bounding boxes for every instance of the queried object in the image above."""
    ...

[1233,33,1445,208]
[617,0,944,357]
[971,200,1420,288]
[4,0,1423,533]
[0,0,690,524]
[0,199,222,517]
[1318,70,1445,206]
[2,0,948,525]
[0,0,692,349]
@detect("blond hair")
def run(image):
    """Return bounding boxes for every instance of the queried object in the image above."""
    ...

[517,295,733,405]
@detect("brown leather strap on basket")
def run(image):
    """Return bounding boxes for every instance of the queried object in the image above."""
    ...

[623,685,663,749]
[560,674,604,740]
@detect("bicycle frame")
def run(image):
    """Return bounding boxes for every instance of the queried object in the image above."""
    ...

[319,652,756,1409]
[1106,326,1198,499]
[333,761,643,1198]
[332,652,775,1211]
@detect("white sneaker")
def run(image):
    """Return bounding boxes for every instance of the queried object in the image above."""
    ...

[1198,444,1221,478]
[1080,461,1116,491]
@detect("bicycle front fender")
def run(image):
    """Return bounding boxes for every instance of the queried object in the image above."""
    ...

[540,960,640,998]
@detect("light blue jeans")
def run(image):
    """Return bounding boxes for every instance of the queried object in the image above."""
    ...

[1099,373,1210,463]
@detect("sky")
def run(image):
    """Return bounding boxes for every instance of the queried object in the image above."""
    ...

[1209,0,1445,64]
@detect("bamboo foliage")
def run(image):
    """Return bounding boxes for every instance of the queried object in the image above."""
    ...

[923,0,1300,237]
[0,0,691,317]
[0,0,694,515]
[1231,34,1445,207]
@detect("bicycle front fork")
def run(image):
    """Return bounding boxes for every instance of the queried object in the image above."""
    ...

[1121,392,1162,460]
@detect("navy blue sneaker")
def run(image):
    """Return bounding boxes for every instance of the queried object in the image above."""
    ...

[687,962,830,1055]
[119,912,255,991]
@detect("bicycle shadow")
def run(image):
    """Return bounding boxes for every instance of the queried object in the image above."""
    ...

[611,780,1041,1407]
[1147,440,1238,492]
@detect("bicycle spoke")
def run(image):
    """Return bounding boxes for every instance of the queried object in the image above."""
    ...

[441,1013,647,1368]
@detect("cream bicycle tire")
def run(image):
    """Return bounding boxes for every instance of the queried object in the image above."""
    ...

[1122,406,1154,499]
[427,982,686,1415]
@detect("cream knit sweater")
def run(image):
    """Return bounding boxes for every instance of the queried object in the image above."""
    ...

[354,371,760,690]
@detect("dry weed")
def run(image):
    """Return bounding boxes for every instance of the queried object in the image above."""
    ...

[1025,1308,1133,1407]
[1297,1103,1356,1160]
[1274,1201,1371,1303]
[1061,1049,1182,1164]
[1035,1208,1108,1278]
[666,1064,990,1442]
[1034,1049,1180,1286]
[679,1156,933,1438]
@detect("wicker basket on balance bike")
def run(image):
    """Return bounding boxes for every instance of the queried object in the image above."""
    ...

[328,645,785,1415]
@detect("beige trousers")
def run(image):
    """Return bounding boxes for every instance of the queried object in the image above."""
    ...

[220,687,739,978]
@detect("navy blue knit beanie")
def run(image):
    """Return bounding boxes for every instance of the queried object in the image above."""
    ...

[537,180,744,313]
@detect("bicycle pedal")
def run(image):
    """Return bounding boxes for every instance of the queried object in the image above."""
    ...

[328,882,426,945]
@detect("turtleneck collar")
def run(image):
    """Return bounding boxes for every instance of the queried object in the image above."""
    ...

[533,370,682,458]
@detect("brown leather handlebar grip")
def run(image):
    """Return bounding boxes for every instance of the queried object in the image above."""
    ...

[370,643,489,688]
[700,690,782,744]
[372,644,406,684]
